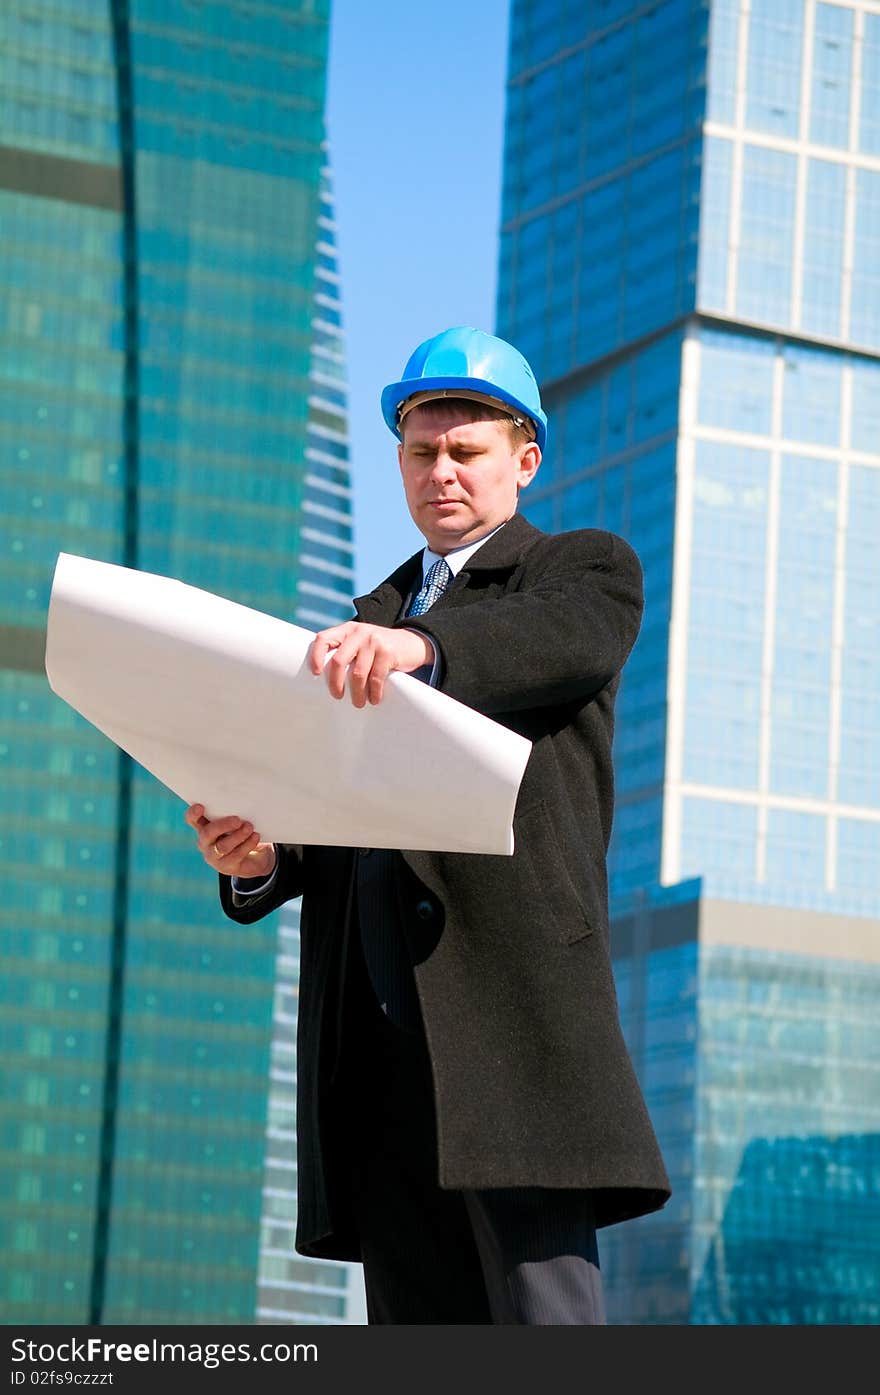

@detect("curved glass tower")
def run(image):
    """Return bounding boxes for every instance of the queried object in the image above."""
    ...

[0,0,359,1323]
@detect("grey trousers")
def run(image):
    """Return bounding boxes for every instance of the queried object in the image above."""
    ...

[331,928,606,1326]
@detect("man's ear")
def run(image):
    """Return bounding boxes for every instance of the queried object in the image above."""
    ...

[516,442,541,492]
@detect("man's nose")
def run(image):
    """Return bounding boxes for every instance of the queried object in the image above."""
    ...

[429,451,457,483]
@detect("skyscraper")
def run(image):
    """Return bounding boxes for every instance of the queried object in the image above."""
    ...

[1,0,361,1323]
[498,0,880,1323]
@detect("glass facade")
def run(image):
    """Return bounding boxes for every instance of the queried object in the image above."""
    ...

[606,938,698,1324]
[699,0,880,354]
[1,0,360,1324]
[522,330,682,904]
[498,0,704,384]
[500,0,880,1324]
[676,327,880,918]
[691,944,880,1325]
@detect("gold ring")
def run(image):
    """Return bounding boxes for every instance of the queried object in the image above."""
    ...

[213,842,224,858]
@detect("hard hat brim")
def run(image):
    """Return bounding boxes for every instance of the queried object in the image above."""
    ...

[382,374,547,452]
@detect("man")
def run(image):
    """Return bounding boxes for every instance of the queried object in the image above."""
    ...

[186,326,670,1324]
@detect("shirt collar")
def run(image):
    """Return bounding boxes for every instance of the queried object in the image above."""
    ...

[420,519,510,580]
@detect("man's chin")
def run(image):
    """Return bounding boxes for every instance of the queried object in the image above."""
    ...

[421,512,470,549]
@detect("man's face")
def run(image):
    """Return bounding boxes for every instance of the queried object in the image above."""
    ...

[397,405,541,554]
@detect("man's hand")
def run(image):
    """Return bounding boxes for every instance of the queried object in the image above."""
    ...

[185,803,277,880]
[310,622,433,707]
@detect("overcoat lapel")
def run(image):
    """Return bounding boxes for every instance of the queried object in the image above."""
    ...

[352,513,543,626]
[353,552,421,627]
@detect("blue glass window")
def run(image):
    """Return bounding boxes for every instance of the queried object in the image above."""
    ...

[838,464,880,808]
[576,179,626,364]
[737,145,797,325]
[800,159,845,339]
[680,799,758,893]
[706,0,740,124]
[769,455,838,799]
[520,493,557,533]
[584,24,635,183]
[860,14,880,154]
[837,819,880,906]
[850,169,880,350]
[746,0,804,137]
[698,136,733,313]
[564,380,603,471]
[623,147,690,340]
[698,328,774,436]
[781,344,842,446]
[632,1,691,157]
[685,441,769,790]
[764,809,827,893]
[810,4,854,148]
[850,356,880,454]
[633,334,682,443]
[561,474,600,531]
[608,794,664,898]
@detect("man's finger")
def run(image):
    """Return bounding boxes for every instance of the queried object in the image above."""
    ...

[211,833,260,870]
[347,644,378,709]
[211,827,256,864]
[211,823,253,859]
[310,623,353,675]
[366,650,396,706]
[197,814,247,856]
[324,632,369,699]
[309,634,333,675]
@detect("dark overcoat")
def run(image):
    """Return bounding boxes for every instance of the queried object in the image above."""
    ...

[220,513,671,1260]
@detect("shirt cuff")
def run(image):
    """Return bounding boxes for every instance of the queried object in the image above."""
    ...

[231,850,279,898]
[401,629,442,687]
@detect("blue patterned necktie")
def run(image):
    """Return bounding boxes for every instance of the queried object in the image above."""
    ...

[406,557,452,616]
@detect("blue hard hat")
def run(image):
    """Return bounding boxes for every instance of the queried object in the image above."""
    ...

[381,326,547,452]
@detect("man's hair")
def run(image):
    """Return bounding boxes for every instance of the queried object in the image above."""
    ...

[399,396,534,449]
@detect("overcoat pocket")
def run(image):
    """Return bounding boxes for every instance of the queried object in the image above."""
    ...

[515,800,594,944]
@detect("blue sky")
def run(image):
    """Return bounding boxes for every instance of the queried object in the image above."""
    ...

[326,0,511,594]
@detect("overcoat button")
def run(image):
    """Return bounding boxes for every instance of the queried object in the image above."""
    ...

[415,898,434,920]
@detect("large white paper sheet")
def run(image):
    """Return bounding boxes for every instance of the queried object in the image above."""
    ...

[44,553,532,854]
